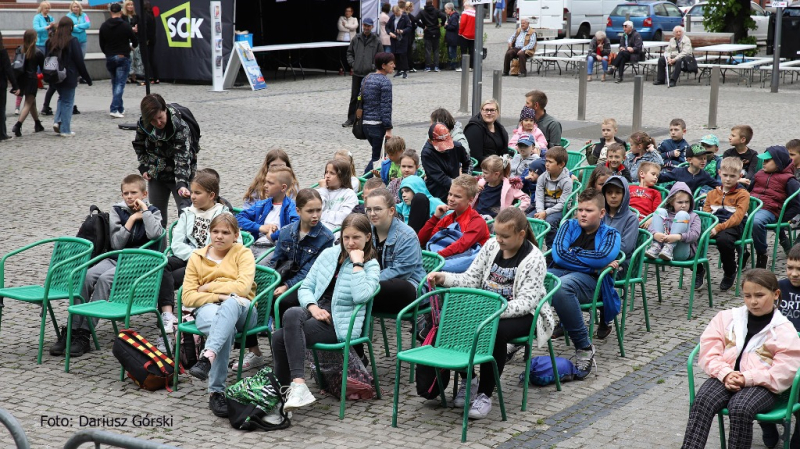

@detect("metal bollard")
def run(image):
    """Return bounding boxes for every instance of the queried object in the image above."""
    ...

[632,75,643,132]
[493,70,502,112]
[459,55,470,113]
[578,61,587,121]
[708,66,720,129]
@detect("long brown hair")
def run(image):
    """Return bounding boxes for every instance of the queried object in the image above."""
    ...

[49,17,75,54]
[629,131,656,152]
[326,159,353,191]
[338,214,377,264]
[243,149,298,202]
[495,207,537,247]
[23,29,37,60]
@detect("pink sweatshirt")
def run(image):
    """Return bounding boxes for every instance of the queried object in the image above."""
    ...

[508,124,548,151]
[473,177,531,211]
[699,306,800,394]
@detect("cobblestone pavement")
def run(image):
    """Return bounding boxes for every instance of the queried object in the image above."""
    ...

[1,23,798,449]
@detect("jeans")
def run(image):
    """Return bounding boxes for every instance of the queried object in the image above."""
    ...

[424,37,440,69]
[587,55,608,74]
[79,42,87,57]
[548,268,596,349]
[148,179,191,229]
[54,85,76,134]
[271,306,338,386]
[106,55,131,113]
[384,45,392,53]
[194,299,257,393]
[651,209,693,260]
[363,124,386,173]
[752,209,777,255]
[448,45,458,69]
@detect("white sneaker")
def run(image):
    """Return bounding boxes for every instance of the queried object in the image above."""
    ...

[161,312,177,334]
[240,351,267,371]
[455,67,462,72]
[283,382,316,410]
[59,132,75,137]
[110,111,124,118]
[468,393,492,419]
[53,123,60,133]
[14,108,19,115]
[155,336,167,354]
[454,377,478,408]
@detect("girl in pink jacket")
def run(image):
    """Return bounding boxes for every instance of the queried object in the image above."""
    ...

[682,269,800,449]
[472,155,530,220]
[508,106,548,152]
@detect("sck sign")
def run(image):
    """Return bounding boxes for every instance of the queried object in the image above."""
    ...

[160,2,204,48]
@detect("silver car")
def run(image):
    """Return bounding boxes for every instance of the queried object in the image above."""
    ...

[684,1,770,43]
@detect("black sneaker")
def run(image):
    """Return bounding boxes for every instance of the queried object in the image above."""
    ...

[49,326,68,356]
[341,119,354,127]
[552,322,564,339]
[740,250,751,269]
[719,275,736,292]
[595,322,613,340]
[72,105,80,115]
[189,355,212,381]
[40,107,53,116]
[694,266,706,291]
[209,392,229,418]
[760,422,780,448]
[69,329,92,357]
[756,253,768,269]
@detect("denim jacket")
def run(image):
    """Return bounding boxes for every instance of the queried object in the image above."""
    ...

[372,217,426,287]
[269,221,334,288]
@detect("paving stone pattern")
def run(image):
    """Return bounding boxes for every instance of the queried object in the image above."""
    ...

[1,24,799,449]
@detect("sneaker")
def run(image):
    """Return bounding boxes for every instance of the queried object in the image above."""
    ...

[40,107,53,116]
[505,343,523,363]
[434,67,440,72]
[156,336,168,354]
[14,108,19,115]
[161,312,177,334]
[658,243,674,261]
[572,345,596,380]
[424,68,432,72]
[454,377,478,408]
[49,326,68,356]
[645,242,663,259]
[756,253,768,269]
[341,119,354,127]
[595,322,613,340]
[694,265,706,291]
[409,67,417,73]
[719,275,736,292]
[110,111,124,118]
[393,71,402,78]
[69,329,92,357]
[455,67,462,72]
[468,393,492,419]
[402,71,408,79]
[53,123,60,134]
[209,392,229,418]
[263,405,286,425]
[189,355,212,381]
[59,132,75,137]
[240,351,267,371]
[283,382,316,410]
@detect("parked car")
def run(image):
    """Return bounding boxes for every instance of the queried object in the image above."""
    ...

[684,1,770,42]
[606,1,684,42]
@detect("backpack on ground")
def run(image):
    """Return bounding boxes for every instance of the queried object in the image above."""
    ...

[225,366,291,431]
[76,205,111,259]
[178,312,204,369]
[12,48,25,76]
[170,103,201,154]
[112,329,183,392]
[518,355,580,386]
[42,49,66,84]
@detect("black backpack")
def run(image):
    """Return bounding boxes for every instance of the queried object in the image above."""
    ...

[76,206,111,259]
[112,329,182,392]
[170,103,201,155]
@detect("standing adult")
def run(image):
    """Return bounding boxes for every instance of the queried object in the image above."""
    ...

[47,17,92,138]
[654,26,692,87]
[360,52,395,174]
[337,6,358,76]
[123,0,142,84]
[444,3,461,71]
[464,99,509,164]
[0,31,20,142]
[343,18,380,128]
[502,17,536,78]
[458,1,476,69]
[404,1,419,72]
[418,1,447,72]
[11,30,44,138]
[525,89,562,149]
[379,3,392,53]
[133,93,197,228]
[141,1,159,85]
[33,1,55,57]
[99,2,138,119]
[41,1,90,117]
[586,30,611,82]
[607,21,642,83]
[386,6,412,79]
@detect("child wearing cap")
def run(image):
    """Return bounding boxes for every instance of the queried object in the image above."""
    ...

[699,134,722,192]
[749,146,800,268]
[421,122,471,203]
[657,144,720,194]
[521,158,547,203]
[508,106,548,152]
[510,134,541,177]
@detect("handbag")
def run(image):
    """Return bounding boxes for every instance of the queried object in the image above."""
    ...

[352,73,372,140]
[681,55,698,74]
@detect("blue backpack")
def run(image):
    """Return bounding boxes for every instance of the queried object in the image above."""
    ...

[426,221,481,273]
[518,356,581,386]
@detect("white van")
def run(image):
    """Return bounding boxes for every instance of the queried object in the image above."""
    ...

[517,0,622,38]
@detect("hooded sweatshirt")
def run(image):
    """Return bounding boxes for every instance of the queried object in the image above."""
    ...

[99,17,138,57]
[650,182,702,257]
[536,166,572,216]
[749,145,800,219]
[421,140,470,202]
[703,185,750,234]
[396,175,445,222]
[602,176,638,263]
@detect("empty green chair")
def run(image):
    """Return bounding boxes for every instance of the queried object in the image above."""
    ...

[0,237,93,364]
[566,151,586,171]
[527,218,551,248]
[571,165,595,192]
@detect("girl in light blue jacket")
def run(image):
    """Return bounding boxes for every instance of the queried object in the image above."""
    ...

[271,213,380,411]
[67,1,91,56]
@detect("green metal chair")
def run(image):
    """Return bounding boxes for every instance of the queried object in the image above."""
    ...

[687,340,800,449]
[767,189,800,271]
[509,273,562,411]
[617,229,653,337]
[391,288,508,442]
[644,211,719,320]
[708,196,762,295]
[470,157,479,172]
[563,180,583,212]
[560,138,570,149]
[231,207,243,214]
[571,165,595,192]
[527,218,551,248]
[172,265,281,389]
[64,249,168,375]
[566,151,586,171]
[0,237,93,364]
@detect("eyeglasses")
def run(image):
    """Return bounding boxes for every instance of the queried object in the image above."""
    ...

[364,207,385,215]
[482,109,498,113]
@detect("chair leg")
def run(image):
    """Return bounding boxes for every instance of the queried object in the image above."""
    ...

[717,412,727,449]
[521,343,532,411]
[735,243,745,296]
[235,333,247,382]
[380,318,390,357]
[64,314,73,373]
[705,261,713,308]
[771,230,779,271]
[491,359,507,422]
[679,267,684,289]
[392,359,402,428]
[366,340,381,399]
[462,369,475,442]
[338,346,350,419]
[173,327,182,391]
[548,339,561,392]
[614,315,624,357]
[620,288,629,340]
[641,281,651,332]
[409,317,418,383]
[111,320,124,381]
[37,302,49,365]
[687,269,697,320]
[312,349,324,390]
[655,264,664,303]
[88,316,101,350]
[156,312,173,360]
[435,368,447,408]
[782,418,791,449]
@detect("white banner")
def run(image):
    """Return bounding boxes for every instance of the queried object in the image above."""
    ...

[210,1,224,91]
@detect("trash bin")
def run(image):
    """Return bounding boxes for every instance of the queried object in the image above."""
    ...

[767,14,800,60]
[235,32,254,48]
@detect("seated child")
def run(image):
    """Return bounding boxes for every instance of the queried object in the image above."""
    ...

[602,175,639,290]
[317,158,359,231]
[353,177,385,214]
[532,146,572,248]
[657,144,719,195]
[604,143,632,182]
[236,167,299,262]
[388,149,421,200]
[586,165,613,191]
[418,174,490,272]
[645,182,703,287]
[243,149,300,207]
[397,175,444,233]
[624,131,663,183]
[788,138,800,182]
[585,118,626,166]
[334,149,361,191]
[722,125,758,186]
[378,136,406,184]
[760,245,800,449]
[657,118,690,171]
[510,134,541,177]
[628,161,662,221]
[475,155,531,220]
[749,146,800,268]
[521,158,547,201]
[65,174,164,357]
[422,122,471,203]
[699,134,722,190]
[703,157,750,292]
[681,269,800,449]
[508,106,548,152]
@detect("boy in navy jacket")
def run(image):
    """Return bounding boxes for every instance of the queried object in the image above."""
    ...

[657,144,719,194]
[658,118,690,171]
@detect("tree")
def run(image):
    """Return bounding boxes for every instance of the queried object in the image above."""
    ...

[703,0,755,42]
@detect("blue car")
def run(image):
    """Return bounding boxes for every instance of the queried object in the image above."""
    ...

[606,1,684,43]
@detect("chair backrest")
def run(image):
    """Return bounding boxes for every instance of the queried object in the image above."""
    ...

[742,197,764,239]
[47,238,94,294]
[543,272,560,300]
[566,151,585,171]
[778,188,800,223]
[435,288,506,358]
[624,229,653,282]
[694,211,720,259]
[527,218,551,248]
[164,220,179,256]
[252,265,281,328]
[572,165,595,193]
[107,250,167,308]
[563,180,583,211]
[242,231,254,248]
[421,250,445,275]
[560,138,571,149]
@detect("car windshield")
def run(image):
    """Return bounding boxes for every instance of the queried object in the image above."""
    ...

[687,4,705,15]
[610,5,650,17]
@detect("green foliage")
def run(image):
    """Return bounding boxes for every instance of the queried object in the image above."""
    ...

[737,35,759,56]
[702,0,756,34]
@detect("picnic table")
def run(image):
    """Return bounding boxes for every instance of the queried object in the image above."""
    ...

[251,41,350,80]
[533,38,592,75]
[693,44,758,85]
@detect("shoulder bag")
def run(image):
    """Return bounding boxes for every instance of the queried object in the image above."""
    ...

[352,74,372,140]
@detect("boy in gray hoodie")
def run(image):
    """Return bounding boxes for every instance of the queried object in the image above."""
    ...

[531,146,572,248]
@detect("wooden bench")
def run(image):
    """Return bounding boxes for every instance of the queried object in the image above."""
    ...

[663,31,734,48]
